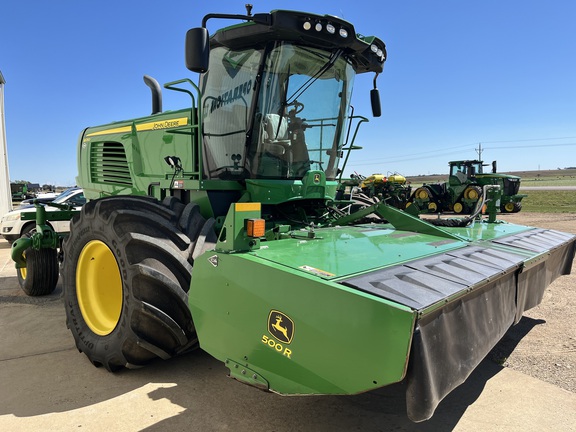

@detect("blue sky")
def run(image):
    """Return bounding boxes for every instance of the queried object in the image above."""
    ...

[1,0,575,185]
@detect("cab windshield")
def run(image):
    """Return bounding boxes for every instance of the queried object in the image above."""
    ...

[200,42,355,181]
[450,162,483,180]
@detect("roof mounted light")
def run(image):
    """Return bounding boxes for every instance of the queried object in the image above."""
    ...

[339,28,348,38]
[315,22,323,32]
[370,44,378,53]
[303,20,312,31]
[326,23,336,34]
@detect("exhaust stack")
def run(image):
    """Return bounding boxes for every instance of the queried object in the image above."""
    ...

[143,75,163,115]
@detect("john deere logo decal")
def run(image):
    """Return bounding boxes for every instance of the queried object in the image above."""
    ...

[268,310,294,344]
[313,173,321,183]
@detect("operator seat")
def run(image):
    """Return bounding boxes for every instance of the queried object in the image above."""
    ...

[262,113,290,156]
[255,113,310,178]
[251,113,290,177]
[453,169,468,184]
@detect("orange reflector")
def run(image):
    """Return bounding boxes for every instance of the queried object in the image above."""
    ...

[246,219,266,237]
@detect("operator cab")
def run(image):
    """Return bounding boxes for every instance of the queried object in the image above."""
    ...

[200,42,353,181]
[449,160,483,185]
[187,9,385,183]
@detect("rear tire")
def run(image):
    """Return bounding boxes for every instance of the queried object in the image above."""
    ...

[61,196,216,371]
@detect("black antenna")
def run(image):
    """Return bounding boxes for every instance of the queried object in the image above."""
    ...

[245,4,253,17]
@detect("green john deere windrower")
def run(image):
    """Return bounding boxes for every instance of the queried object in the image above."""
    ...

[12,7,575,422]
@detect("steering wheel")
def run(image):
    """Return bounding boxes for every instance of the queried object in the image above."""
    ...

[287,100,304,115]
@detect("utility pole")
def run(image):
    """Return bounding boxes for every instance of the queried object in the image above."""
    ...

[475,142,483,160]
[0,70,12,215]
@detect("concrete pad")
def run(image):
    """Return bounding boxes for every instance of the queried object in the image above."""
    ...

[1,238,575,431]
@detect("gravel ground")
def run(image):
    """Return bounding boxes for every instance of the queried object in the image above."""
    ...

[489,212,576,393]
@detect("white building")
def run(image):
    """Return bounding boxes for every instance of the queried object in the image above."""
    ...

[0,70,12,215]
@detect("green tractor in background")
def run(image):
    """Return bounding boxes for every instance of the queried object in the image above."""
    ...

[409,159,526,214]
[10,182,32,202]
[10,7,575,423]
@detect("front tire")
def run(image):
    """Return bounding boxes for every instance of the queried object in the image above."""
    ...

[62,196,216,371]
[17,243,59,296]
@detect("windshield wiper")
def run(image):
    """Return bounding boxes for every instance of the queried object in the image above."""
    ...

[286,49,343,104]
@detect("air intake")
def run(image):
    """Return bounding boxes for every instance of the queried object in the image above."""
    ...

[90,142,132,186]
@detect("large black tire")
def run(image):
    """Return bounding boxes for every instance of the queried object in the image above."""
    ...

[61,196,216,371]
[17,241,59,296]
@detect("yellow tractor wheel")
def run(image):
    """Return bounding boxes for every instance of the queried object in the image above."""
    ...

[416,188,429,200]
[463,186,482,200]
[503,202,516,213]
[19,254,27,280]
[453,202,464,214]
[76,240,123,336]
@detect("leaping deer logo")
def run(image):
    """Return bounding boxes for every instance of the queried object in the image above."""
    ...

[272,315,289,340]
[268,310,294,344]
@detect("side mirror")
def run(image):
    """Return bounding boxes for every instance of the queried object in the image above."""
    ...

[492,160,497,173]
[185,27,210,73]
[370,88,381,117]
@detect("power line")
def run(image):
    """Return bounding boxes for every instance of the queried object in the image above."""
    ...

[347,142,576,168]
[483,142,576,150]
[347,134,576,171]
[348,148,474,166]
[480,136,576,144]
[350,137,576,166]
[351,143,473,164]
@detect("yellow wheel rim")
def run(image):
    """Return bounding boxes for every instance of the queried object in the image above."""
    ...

[466,188,479,200]
[454,202,463,213]
[76,240,123,336]
[428,202,438,212]
[19,252,27,280]
[417,189,428,199]
[504,202,515,212]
